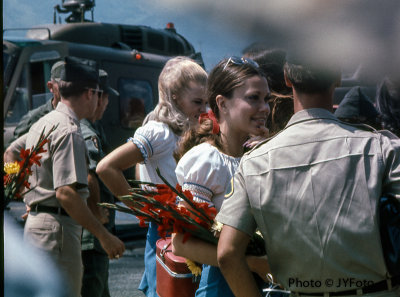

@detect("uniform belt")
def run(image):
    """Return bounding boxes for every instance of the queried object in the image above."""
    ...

[31,204,69,216]
[294,275,400,296]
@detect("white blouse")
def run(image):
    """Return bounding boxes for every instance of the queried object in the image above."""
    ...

[129,120,179,186]
[175,142,241,211]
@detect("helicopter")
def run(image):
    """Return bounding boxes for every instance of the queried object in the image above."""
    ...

[3,0,204,152]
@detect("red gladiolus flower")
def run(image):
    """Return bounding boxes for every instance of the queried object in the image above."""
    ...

[23,180,31,189]
[19,148,31,161]
[137,216,147,228]
[4,125,55,204]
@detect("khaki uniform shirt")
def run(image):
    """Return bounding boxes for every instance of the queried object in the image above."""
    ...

[23,101,89,207]
[217,108,400,293]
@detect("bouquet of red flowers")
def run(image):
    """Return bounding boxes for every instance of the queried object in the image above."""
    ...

[100,168,266,254]
[100,168,219,244]
[4,126,56,205]
[100,168,267,277]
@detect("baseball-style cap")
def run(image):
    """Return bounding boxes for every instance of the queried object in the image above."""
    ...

[59,56,99,83]
[99,69,119,96]
[50,60,66,80]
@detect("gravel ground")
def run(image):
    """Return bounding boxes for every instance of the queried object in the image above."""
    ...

[109,241,147,297]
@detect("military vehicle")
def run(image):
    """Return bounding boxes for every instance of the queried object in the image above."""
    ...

[3,0,204,241]
[3,0,204,150]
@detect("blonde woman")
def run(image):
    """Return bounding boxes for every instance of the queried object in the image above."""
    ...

[97,56,208,297]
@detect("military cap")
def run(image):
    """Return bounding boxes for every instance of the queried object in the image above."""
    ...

[335,86,379,120]
[59,56,99,83]
[50,60,66,80]
[99,69,119,96]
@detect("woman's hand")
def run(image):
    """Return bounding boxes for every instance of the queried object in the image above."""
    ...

[21,204,31,221]
[243,126,269,149]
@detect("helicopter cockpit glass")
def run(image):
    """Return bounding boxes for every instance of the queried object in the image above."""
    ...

[5,58,56,125]
[119,78,154,130]
[5,66,28,125]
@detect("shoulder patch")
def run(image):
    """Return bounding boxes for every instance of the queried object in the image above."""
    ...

[91,135,99,150]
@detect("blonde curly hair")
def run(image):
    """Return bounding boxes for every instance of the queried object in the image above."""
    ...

[153,56,207,134]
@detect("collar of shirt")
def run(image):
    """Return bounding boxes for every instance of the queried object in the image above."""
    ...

[286,108,338,128]
[56,101,80,125]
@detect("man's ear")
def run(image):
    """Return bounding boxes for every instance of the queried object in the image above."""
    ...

[47,81,54,93]
[85,89,93,101]
[284,71,293,88]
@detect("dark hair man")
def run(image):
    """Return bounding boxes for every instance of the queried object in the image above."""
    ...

[216,55,400,296]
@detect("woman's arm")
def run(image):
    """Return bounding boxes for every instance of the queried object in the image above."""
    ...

[96,142,144,198]
[172,232,218,266]
[218,225,262,297]
[172,230,272,283]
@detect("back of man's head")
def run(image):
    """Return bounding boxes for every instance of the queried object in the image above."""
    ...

[284,50,341,94]
[57,56,99,99]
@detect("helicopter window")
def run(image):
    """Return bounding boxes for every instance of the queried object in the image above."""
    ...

[118,78,154,129]
[5,66,29,125]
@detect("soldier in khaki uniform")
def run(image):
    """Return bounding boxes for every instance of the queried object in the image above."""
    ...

[5,57,125,297]
[216,54,400,297]
[80,69,120,297]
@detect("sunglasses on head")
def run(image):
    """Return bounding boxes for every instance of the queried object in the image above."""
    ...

[222,56,260,71]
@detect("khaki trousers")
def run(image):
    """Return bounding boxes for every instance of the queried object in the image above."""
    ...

[24,212,83,297]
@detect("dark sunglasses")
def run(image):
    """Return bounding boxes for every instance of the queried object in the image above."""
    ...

[222,56,260,71]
